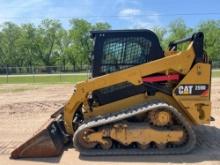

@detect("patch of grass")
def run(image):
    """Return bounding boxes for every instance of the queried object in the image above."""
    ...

[212,70,220,77]
[0,75,87,84]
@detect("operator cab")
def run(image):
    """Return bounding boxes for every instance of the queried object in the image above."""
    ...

[90,29,164,105]
[90,29,164,77]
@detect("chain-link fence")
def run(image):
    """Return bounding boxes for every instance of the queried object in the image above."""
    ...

[0,65,90,83]
[0,65,90,75]
[213,60,220,69]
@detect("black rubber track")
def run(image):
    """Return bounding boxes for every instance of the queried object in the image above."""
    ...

[73,101,196,155]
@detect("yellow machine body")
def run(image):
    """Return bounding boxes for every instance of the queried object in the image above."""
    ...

[11,30,212,158]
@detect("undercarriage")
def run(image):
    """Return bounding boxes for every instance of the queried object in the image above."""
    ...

[74,101,196,155]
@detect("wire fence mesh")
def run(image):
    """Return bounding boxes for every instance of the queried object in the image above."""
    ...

[0,65,90,75]
[213,60,220,69]
[0,65,90,83]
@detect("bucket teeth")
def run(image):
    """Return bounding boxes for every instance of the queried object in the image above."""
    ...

[11,119,65,159]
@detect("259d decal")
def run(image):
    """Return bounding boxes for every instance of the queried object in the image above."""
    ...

[175,84,209,96]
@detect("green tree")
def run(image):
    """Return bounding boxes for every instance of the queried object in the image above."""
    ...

[68,19,111,70]
[152,26,167,49]
[166,19,192,50]
[92,22,111,31]
[0,22,22,67]
[197,20,220,60]
[35,19,63,71]
[69,19,92,69]
[18,24,39,67]
[55,29,71,71]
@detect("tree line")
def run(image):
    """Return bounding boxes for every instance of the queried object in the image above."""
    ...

[153,19,220,61]
[0,18,219,71]
[0,19,111,72]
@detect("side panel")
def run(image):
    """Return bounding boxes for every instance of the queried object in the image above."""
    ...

[173,63,211,124]
[84,92,187,120]
[85,94,148,119]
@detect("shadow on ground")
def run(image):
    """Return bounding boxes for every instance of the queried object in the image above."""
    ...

[8,150,64,164]
[79,125,220,163]
[8,125,220,164]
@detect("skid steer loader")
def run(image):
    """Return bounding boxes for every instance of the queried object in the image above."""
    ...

[11,29,212,158]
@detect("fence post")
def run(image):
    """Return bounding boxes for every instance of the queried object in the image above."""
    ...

[6,66,8,83]
[59,65,62,82]
[32,66,35,83]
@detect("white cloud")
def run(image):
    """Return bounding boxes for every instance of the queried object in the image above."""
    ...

[0,0,50,24]
[133,12,160,29]
[119,8,141,18]
[118,8,161,29]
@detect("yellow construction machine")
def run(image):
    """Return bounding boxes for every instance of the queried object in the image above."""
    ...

[11,29,212,158]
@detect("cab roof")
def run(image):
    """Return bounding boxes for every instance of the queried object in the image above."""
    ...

[90,29,158,38]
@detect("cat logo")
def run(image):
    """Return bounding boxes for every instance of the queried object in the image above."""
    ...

[175,84,208,96]
[178,85,193,95]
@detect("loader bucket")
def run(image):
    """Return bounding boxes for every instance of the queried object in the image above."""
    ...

[11,114,65,159]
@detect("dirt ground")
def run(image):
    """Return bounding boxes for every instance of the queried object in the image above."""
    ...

[0,79,220,165]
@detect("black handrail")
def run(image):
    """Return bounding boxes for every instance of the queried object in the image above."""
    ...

[169,32,203,50]
[169,32,204,62]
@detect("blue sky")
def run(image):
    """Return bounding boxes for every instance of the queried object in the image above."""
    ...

[0,0,219,29]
